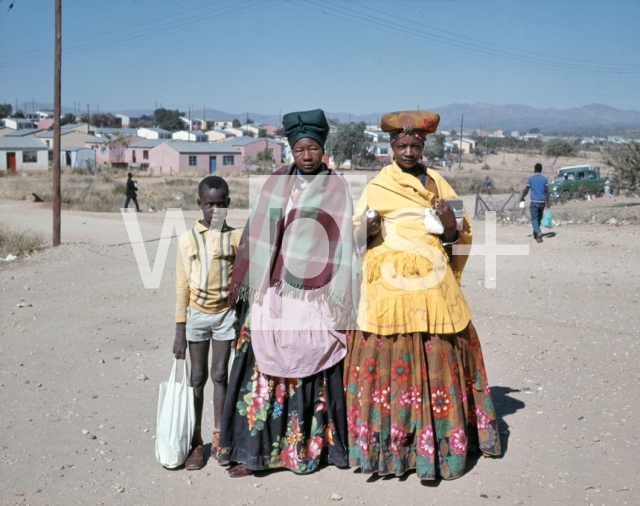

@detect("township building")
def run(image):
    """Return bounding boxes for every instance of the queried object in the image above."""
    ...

[215,137,284,164]
[0,137,49,172]
[126,140,242,174]
[451,137,478,154]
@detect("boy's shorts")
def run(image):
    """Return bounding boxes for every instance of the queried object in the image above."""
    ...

[186,306,238,342]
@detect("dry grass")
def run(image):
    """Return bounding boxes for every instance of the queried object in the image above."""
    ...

[0,173,250,212]
[0,224,47,258]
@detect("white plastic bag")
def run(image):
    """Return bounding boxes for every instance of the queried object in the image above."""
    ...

[424,207,445,235]
[155,359,195,468]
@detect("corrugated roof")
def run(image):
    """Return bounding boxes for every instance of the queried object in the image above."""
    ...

[165,141,240,154]
[62,123,87,131]
[219,137,284,147]
[0,137,48,149]
[96,127,138,136]
[173,130,208,138]
[5,128,42,137]
[129,139,166,148]
[38,129,93,139]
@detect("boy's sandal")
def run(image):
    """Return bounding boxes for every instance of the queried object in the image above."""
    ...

[185,445,205,471]
[227,463,253,478]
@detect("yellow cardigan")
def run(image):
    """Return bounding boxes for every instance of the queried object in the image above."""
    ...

[353,162,473,335]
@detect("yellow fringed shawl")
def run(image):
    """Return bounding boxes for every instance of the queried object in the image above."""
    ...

[353,162,473,335]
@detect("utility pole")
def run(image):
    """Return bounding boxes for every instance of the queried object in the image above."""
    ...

[483,123,489,165]
[52,0,62,247]
[458,114,463,168]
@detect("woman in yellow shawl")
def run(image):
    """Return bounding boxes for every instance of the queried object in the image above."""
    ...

[344,111,501,481]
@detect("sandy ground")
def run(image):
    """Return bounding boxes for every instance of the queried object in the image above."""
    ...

[1,196,640,506]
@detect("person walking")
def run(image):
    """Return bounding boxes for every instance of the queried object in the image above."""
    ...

[520,163,549,243]
[604,177,612,198]
[124,172,140,212]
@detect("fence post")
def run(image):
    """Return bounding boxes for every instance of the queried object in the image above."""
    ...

[474,185,480,218]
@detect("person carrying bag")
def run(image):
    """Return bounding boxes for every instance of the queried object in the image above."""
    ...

[155,359,195,468]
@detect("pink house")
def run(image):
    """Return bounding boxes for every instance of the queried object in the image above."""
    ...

[37,119,54,130]
[86,135,144,167]
[126,139,164,168]
[216,137,284,164]
[264,124,281,137]
[127,140,242,175]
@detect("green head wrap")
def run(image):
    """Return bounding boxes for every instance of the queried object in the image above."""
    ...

[283,109,330,149]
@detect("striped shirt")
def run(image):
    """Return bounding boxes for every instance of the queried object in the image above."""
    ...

[175,219,242,323]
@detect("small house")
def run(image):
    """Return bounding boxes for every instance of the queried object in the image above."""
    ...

[0,137,49,172]
[216,137,283,164]
[172,130,208,142]
[137,127,172,140]
[2,118,35,130]
[205,129,236,142]
[147,141,242,175]
[126,139,165,169]
[451,137,478,154]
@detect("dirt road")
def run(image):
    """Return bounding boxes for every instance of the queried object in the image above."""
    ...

[1,199,639,505]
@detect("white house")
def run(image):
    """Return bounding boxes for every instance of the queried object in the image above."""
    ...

[370,142,391,161]
[2,118,36,130]
[364,130,390,143]
[451,137,478,154]
[238,124,266,137]
[213,119,241,130]
[0,137,49,172]
[172,130,208,142]
[36,110,54,120]
[180,117,203,131]
[115,114,140,127]
[137,127,172,140]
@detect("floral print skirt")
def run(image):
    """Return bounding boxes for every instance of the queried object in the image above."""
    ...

[344,322,501,481]
[217,327,349,473]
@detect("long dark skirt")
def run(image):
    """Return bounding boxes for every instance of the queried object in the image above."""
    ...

[217,326,349,473]
[344,322,501,481]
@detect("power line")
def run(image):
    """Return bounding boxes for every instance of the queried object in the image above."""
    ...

[0,0,269,69]
[303,0,640,75]
[359,0,640,71]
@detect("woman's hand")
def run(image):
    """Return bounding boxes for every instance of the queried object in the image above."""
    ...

[357,206,382,245]
[434,199,457,243]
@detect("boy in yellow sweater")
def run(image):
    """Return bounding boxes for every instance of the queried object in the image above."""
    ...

[172,176,242,470]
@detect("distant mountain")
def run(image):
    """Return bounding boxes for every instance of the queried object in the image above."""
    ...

[11,101,640,133]
[430,103,640,131]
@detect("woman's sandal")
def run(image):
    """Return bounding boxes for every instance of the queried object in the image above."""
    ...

[227,463,253,477]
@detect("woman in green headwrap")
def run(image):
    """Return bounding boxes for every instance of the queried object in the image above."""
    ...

[217,109,358,477]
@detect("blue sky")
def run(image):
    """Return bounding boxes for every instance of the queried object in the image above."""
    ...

[1,0,639,115]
